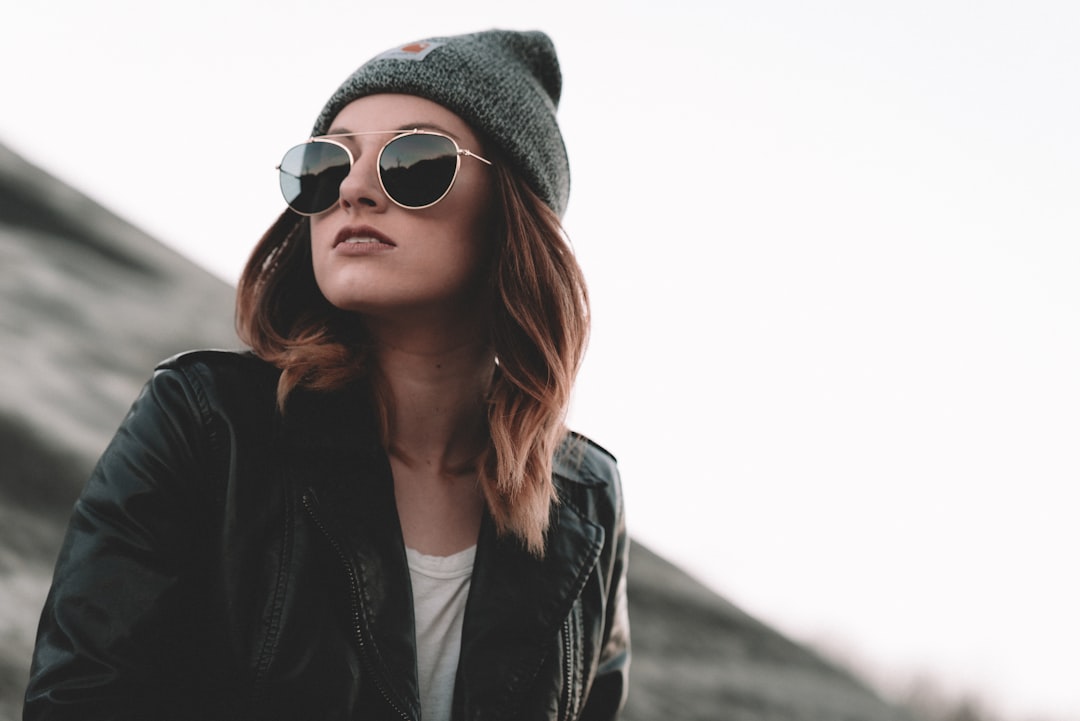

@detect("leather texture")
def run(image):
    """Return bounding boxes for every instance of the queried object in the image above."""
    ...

[24,350,630,721]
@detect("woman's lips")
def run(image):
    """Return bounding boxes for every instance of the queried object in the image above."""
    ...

[333,225,395,254]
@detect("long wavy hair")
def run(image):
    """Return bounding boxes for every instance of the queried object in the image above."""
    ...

[235,160,589,556]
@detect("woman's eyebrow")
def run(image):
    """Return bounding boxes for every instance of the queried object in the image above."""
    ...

[321,122,457,138]
[401,122,453,135]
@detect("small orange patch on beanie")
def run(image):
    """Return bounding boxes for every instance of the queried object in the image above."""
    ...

[400,42,430,53]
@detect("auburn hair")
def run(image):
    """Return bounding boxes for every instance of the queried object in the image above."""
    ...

[235,161,589,556]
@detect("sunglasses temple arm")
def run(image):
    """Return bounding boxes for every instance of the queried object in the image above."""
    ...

[461,149,493,166]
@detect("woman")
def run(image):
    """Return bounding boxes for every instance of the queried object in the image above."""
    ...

[24,29,629,721]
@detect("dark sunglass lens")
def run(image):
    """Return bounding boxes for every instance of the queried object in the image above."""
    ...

[279,142,351,214]
[379,134,459,207]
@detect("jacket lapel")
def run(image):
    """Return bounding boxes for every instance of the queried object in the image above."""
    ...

[455,480,605,718]
[282,384,420,719]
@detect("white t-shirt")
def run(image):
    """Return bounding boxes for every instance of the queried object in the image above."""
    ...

[406,544,476,721]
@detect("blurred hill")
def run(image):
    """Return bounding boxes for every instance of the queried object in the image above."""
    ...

[0,140,241,721]
[0,140,921,721]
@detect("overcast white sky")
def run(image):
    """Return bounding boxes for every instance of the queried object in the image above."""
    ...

[3,1,1079,719]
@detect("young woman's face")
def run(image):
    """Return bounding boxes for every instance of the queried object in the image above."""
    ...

[308,94,496,326]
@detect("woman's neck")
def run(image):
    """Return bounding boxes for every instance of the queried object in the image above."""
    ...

[369,323,494,478]
[366,323,493,556]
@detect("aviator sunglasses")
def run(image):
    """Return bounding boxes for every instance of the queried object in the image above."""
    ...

[277,129,493,215]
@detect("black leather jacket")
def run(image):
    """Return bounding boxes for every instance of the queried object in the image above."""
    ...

[25,351,629,721]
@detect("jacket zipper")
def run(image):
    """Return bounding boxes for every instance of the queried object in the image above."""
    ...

[560,614,574,721]
[302,491,412,721]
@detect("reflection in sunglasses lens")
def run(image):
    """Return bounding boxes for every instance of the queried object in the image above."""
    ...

[380,135,458,208]
[280,142,351,214]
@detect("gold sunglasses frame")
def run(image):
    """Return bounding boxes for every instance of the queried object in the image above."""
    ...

[278,128,493,214]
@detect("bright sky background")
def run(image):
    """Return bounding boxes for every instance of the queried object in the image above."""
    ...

[3,1,1078,719]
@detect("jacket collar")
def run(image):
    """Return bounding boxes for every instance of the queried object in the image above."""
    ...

[281,385,604,719]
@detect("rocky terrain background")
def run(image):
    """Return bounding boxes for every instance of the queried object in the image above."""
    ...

[0,140,923,721]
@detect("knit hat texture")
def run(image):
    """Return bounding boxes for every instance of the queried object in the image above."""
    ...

[312,29,570,216]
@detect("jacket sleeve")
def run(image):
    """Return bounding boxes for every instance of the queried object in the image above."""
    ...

[23,367,219,721]
[579,462,631,721]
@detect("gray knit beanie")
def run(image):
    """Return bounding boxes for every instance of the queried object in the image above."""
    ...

[312,29,570,217]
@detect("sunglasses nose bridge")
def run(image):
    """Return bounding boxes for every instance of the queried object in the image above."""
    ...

[336,141,390,211]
